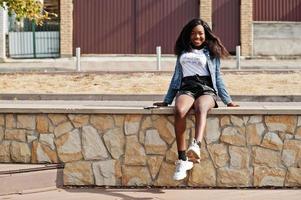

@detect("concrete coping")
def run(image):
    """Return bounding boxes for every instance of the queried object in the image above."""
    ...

[0,101,300,115]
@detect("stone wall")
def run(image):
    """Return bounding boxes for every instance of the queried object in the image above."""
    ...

[0,113,301,187]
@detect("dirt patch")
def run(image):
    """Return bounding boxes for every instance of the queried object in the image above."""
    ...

[0,72,300,95]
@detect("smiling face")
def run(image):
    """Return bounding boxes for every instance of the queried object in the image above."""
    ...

[190,25,205,47]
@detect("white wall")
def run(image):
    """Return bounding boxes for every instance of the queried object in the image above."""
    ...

[253,22,301,56]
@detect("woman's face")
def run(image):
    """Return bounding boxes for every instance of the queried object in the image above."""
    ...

[190,25,205,47]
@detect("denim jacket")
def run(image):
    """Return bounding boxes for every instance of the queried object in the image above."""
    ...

[163,48,232,105]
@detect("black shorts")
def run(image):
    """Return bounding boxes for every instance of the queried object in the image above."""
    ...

[177,75,218,108]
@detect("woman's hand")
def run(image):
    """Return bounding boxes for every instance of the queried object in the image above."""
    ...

[227,102,239,107]
[153,102,168,107]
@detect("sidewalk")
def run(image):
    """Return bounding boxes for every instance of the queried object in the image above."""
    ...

[0,56,300,72]
[2,188,301,200]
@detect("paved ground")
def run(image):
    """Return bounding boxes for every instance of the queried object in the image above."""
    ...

[2,188,301,200]
[0,94,301,102]
[0,56,300,72]
[1,100,301,107]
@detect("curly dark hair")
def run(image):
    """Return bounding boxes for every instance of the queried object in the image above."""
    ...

[174,18,229,58]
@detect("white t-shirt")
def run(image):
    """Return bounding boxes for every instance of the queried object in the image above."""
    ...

[180,49,209,77]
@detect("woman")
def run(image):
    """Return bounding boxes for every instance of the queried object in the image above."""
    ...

[154,18,238,181]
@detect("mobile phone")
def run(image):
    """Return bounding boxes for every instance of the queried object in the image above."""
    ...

[143,105,159,109]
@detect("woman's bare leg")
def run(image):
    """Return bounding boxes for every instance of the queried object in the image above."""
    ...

[174,94,195,151]
[194,95,215,142]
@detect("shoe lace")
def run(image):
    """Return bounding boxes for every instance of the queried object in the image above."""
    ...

[191,138,201,148]
[190,139,197,147]
[175,160,184,172]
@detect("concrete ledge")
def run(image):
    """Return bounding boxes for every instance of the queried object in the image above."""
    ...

[0,100,300,115]
[0,164,63,195]
[0,166,63,195]
[0,107,299,115]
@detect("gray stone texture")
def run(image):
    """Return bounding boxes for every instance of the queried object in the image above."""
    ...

[103,128,125,159]
[205,117,220,144]
[93,160,117,185]
[82,125,109,160]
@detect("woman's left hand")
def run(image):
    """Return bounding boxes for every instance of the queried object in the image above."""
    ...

[227,102,240,107]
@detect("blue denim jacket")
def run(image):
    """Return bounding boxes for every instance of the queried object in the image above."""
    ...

[163,48,232,105]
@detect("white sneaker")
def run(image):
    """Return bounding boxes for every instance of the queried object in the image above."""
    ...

[187,138,201,163]
[173,159,193,181]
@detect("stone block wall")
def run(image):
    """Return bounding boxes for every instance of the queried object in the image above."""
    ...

[200,0,212,28]
[0,113,301,187]
[60,0,73,57]
[241,0,253,56]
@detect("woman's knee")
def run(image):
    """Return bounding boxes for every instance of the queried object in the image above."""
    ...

[175,107,188,119]
[195,105,210,115]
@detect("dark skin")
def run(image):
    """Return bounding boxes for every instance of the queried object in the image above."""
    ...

[153,25,239,153]
[154,25,239,108]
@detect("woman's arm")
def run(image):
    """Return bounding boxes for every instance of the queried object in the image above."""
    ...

[154,59,181,106]
[163,78,178,105]
[215,58,233,105]
[153,80,176,106]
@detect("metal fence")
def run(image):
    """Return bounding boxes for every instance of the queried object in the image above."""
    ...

[8,19,60,58]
